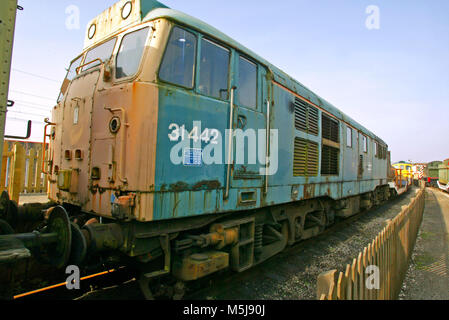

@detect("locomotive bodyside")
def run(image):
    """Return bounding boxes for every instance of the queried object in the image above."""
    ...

[49,3,389,222]
[39,0,395,287]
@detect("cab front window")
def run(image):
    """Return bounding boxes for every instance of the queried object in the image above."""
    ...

[67,56,83,81]
[82,37,117,72]
[116,27,150,79]
[57,55,83,102]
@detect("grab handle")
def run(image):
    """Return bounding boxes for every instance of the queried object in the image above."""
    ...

[42,118,56,175]
[225,86,237,199]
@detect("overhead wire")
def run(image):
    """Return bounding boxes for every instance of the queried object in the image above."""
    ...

[6,117,45,124]
[14,99,54,109]
[9,90,55,101]
[8,110,50,118]
[12,68,61,83]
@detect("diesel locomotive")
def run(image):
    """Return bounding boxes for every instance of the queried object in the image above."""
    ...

[0,0,399,298]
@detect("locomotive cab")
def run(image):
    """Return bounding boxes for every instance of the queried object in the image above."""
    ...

[48,1,177,222]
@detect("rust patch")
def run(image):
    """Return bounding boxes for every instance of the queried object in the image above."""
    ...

[169,181,189,192]
[192,180,221,191]
[98,187,106,194]
[89,184,99,194]
[234,165,261,179]
[304,184,315,200]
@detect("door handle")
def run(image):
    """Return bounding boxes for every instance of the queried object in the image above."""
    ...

[225,86,237,199]
[237,115,247,129]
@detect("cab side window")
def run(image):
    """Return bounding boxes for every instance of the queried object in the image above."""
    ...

[238,56,257,108]
[159,27,197,88]
[198,38,230,100]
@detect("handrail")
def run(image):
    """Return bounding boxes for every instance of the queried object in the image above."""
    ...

[264,99,270,193]
[5,120,32,139]
[76,58,103,74]
[104,106,129,184]
[42,118,56,175]
[225,86,237,199]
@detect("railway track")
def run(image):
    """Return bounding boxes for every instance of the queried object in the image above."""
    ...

[12,187,417,300]
[185,188,417,300]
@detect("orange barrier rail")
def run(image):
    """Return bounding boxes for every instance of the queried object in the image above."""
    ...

[13,268,117,300]
[317,182,426,300]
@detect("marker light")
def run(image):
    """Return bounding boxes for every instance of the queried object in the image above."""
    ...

[122,1,133,20]
[88,24,96,39]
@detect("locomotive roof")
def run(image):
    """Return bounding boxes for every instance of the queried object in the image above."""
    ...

[143,7,387,146]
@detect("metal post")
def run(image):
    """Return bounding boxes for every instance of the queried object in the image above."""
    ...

[0,0,19,175]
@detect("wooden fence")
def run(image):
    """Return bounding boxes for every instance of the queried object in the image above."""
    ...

[0,140,48,203]
[317,185,426,300]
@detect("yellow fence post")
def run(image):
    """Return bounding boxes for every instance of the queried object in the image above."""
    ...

[344,264,352,299]
[8,143,25,203]
[35,146,43,193]
[0,143,9,192]
[26,147,35,193]
[317,269,337,300]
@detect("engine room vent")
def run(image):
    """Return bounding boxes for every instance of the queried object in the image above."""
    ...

[294,98,319,135]
[293,138,319,177]
[322,114,340,143]
[358,154,364,177]
[321,145,339,175]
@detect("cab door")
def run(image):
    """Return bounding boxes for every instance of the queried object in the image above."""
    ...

[229,54,268,191]
[357,132,363,180]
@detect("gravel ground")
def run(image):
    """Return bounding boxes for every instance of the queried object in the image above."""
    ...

[399,188,449,300]
[79,187,419,300]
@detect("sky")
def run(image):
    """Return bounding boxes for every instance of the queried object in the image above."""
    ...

[6,0,449,163]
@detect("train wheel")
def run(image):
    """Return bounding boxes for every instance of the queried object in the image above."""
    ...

[0,192,18,230]
[68,222,87,266]
[138,275,154,300]
[37,206,72,269]
[0,219,14,235]
[139,275,185,300]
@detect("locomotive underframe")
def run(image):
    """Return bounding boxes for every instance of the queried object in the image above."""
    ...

[0,181,394,299]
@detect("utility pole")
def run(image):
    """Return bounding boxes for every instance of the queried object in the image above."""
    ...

[0,0,19,168]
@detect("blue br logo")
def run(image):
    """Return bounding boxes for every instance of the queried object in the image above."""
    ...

[183,148,202,166]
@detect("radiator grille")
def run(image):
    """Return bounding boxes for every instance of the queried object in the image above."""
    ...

[294,98,319,135]
[321,145,339,175]
[322,114,340,143]
[293,138,319,176]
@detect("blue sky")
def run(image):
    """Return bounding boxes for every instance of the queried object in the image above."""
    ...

[7,0,449,163]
